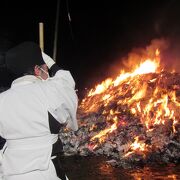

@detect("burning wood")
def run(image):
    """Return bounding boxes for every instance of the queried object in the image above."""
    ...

[60,49,180,168]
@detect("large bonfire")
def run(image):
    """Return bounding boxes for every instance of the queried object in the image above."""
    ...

[60,40,180,168]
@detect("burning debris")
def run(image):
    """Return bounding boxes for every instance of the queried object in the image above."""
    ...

[60,48,180,168]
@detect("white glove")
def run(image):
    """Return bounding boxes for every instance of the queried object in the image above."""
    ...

[41,51,55,69]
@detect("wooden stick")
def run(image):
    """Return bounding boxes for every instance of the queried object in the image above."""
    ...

[53,0,60,62]
[39,22,44,51]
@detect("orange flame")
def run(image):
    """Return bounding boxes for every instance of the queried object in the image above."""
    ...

[90,115,118,143]
[124,136,147,157]
[80,48,179,155]
[87,58,159,97]
[88,78,112,96]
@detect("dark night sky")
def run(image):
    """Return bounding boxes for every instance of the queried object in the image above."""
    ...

[0,0,180,97]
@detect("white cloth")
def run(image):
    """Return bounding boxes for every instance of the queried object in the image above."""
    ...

[0,70,78,179]
[41,52,55,69]
[0,150,3,180]
[4,161,61,180]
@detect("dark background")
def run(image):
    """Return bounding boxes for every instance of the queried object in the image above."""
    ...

[0,0,180,98]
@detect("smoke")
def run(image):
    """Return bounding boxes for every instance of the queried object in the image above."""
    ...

[109,38,180,76]
[121,38,170,71]
[160,37,180,73]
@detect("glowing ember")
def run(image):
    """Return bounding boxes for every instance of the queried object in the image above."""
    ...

[90,115,118,143]
[124,136,147,157]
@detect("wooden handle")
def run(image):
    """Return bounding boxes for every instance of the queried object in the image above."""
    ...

[39,22,44,51]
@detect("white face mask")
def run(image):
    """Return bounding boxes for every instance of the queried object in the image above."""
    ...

[38,67,50,80]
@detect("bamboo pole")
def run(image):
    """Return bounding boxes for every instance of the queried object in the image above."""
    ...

[53,0,60,62]
[39,22,44,51]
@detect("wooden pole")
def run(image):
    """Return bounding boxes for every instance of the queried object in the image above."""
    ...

[39,22,44,51]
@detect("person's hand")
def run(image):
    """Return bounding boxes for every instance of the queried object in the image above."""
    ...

[41,51,55,69]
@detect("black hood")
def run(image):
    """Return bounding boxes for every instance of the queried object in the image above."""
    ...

[5,41,44,75]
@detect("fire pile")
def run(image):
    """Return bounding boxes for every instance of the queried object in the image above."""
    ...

[60,48,180,168]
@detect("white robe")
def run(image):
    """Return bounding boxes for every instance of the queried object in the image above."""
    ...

[0,70,78,179]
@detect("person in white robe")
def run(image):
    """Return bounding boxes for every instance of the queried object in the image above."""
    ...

[0,42,78,180]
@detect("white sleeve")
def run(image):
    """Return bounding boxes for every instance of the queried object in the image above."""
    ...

[42,70,78,131]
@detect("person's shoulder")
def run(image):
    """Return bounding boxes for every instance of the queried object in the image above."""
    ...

[0,87,10,98]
